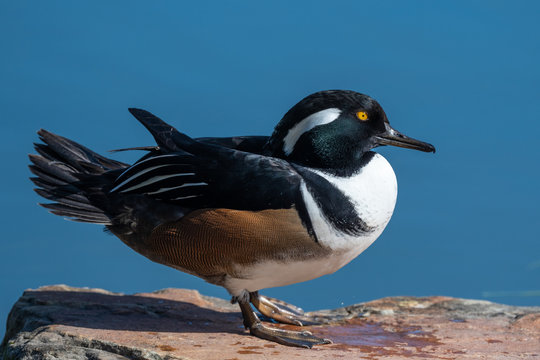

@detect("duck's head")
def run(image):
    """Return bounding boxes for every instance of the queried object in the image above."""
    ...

[265,90,435,170]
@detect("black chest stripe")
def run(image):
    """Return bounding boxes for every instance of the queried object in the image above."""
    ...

[293,190,319,243]
[293,165,373,235]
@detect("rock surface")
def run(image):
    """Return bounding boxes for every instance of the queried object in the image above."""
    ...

[1,285,539,359]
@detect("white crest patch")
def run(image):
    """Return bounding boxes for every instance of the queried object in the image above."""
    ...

[282,108,341,155]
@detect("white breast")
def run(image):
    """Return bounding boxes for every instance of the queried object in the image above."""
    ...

[303,153,398,252]
[225,153,398,296]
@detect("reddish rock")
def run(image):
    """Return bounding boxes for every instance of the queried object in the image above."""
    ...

[1,285,539,359]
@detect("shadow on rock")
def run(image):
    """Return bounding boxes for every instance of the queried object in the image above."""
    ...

[3,288,243,341]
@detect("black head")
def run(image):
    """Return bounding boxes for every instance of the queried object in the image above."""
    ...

[264,90,435,171]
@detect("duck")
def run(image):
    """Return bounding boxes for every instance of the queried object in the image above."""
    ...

[29,90,435,348]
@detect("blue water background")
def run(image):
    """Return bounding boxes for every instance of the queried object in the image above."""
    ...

[1,1,539,339]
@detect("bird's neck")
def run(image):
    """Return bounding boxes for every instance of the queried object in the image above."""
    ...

[292,151,377,177]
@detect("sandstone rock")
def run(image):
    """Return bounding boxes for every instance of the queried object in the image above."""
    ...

[1,285,539,359]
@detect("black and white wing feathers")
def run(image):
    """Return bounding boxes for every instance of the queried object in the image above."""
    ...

[110,109,303,211]
[110,153,205,202]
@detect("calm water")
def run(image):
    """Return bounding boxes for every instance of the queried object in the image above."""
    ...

[1,1,539,340]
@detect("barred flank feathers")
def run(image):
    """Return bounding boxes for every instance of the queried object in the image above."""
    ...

[29,129,128,224]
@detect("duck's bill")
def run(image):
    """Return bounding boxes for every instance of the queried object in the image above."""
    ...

[375,124,435,153]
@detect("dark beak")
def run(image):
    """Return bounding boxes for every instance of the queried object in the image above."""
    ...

[375,123,436,153]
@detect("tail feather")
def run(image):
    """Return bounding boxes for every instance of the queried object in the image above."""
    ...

[42,203,112,223]
[30,129,128,225]
[34,188,95,211]
[29,154,79,183]
[31,180,85,202]
[37,129,127,171]
[34,143,66,163]
[29,169,72,189]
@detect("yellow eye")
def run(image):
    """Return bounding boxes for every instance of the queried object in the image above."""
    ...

[356,111,368,121]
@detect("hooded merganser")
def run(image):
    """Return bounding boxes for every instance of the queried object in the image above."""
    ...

[30,90,435,348]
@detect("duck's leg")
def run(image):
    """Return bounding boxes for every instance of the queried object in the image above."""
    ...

[249,291,320,326]
[237,296,332,348]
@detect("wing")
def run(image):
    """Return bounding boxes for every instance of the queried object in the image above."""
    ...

[109,109,303,212]
[107,108,319,241]
[109,148,302,211]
